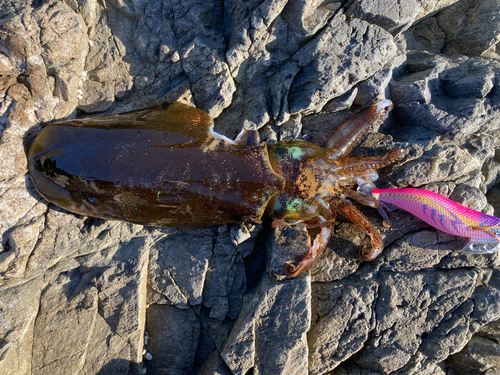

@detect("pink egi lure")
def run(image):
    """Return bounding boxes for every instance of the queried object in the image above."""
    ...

[371,188,500,254]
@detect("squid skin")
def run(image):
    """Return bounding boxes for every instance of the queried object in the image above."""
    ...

[28,100,404,277]
[372,188,500,254]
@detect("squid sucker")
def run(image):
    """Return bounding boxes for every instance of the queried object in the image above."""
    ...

[28,100,406,277]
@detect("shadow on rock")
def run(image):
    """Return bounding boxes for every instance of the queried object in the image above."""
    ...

[96,359,142,375]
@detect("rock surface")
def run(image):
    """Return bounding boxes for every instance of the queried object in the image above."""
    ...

[1,0,500,374]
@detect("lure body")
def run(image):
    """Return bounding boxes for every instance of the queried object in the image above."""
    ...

[372,188,500,254]
[29,100,405,276]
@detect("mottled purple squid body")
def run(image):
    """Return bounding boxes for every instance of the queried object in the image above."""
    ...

[371,188,500,254]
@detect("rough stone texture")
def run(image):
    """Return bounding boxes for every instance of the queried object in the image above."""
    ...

[1,0,500,374]
[345,0,419,34]
[447,317,500,373]
[436,0,500,57]
[220,273,311,375]
[406,17,447,55]
[415,0,461,21]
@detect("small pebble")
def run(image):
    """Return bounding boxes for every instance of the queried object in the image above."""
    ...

[142,369,147,375]
[144,352,153,361]
[142,349,146,355]
[88,40,94,47]
[171,51,180,63]
[78,89,83,94]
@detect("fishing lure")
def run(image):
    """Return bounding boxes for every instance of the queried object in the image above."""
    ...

[28,100,406,277]
[372,188,500,254]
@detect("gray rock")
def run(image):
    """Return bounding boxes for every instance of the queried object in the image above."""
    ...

[447,334,500,373]
[197,351,233,375]
[145,304,201,375]
[345,0,419,34]
[390,53,500,140]
[436,0,500,56]
[441,66,495,99]
[301,110,353,147]
[3,235,150,375]
[0,277,44,374]
[1,0,500,374]
[180,38,236,118]
[390,142,482,187]
[354,69,393,107]
[415,0,461,20]
[202,226,250,320]
[406,17,446,54]
[221,273,310,375]
[147,227,215,308]
[308,279,377,374]
[322,88,358,113]
[390,68,436,105]
[268,224,311,279]
[447,316,500,373]
[288,15,397,114]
